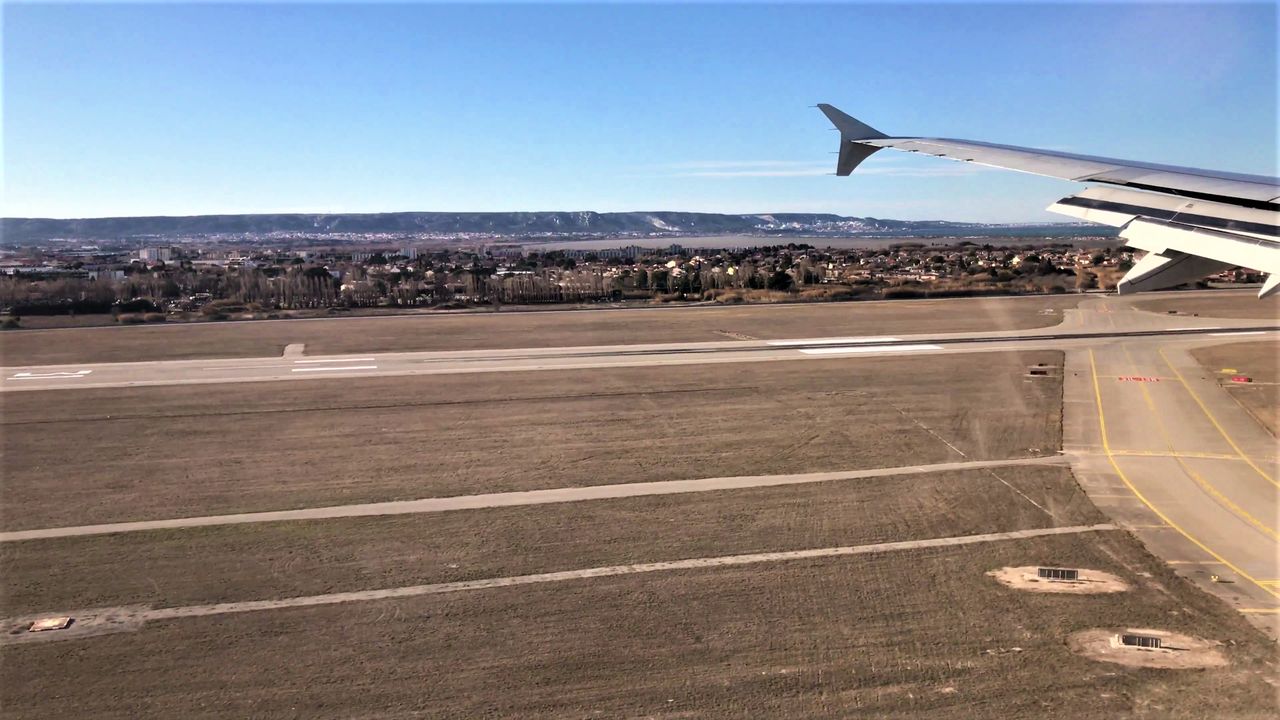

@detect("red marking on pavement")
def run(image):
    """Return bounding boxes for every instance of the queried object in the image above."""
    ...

[1231,376,1253,383]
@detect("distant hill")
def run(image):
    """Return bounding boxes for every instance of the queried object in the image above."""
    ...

[0,211,1112,243]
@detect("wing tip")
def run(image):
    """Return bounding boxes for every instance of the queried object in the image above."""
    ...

[816,104,888,141]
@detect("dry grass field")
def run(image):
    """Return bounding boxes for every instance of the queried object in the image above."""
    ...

[0,294,1081,365]
[3,531,1274,719]
[1,466,1094,614]
[1191,341,1279,435]
[1,352,1062,530]
[1134,292,1280,320]
[5,294,1277,718]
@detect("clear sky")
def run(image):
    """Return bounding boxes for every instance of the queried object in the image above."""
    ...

[3,1,1276,221]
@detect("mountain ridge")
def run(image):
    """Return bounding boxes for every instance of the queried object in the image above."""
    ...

[0,211,1109,243]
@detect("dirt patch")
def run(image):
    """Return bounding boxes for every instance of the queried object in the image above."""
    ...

[987,565,1129,594]
[1067,628,1229,669]
[0,606,148,647]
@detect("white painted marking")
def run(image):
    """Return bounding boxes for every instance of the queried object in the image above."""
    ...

[766,336,900,346]
[9,370,91,380]
[135,524,1118,623]
[1209,331,1266,337]
[202,364,290,371]
[1168,327,1221,331]
[290,365,378,373]
[293,357,377,364]
[799,344,943,355]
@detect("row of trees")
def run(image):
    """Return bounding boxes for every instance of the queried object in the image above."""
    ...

[3,245,1120,315]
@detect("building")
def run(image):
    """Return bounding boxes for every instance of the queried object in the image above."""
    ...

[137,247,174,263]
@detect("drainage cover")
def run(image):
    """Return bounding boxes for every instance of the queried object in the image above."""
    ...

[1037,567,1079,581]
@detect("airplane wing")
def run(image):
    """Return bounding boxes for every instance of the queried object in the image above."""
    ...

[817,104,1280,298]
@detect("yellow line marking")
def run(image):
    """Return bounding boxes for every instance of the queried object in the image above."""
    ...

[1088,349,1280,600]
[1219,368,1238,374]
[1109,450,1245,461]
[1238,608,1280,614]
[1159,346,1279,489]
[1122,347,1278,541]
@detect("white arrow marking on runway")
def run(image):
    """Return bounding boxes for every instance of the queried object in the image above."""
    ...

[798,344,942,355]
[290,365,378,373]
[8,370,92,380]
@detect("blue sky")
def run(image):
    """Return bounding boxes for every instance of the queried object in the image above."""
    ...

[3,1,1276,221]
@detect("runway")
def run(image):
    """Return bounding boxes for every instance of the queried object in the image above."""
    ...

[2,316,1273,392]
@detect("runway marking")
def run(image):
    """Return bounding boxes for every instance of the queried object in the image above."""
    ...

[8,370,91,380]
[1238,608,1280,614]
[290,365,378,373]
[293,357,376,364]
[1158,346,1278,489]
[1122,346,1277,542]
[1089,349,1280,600]
[37,524,1120,627]
[766,336,899,346]
[1116,376,1162,383]
[799,343,942,355]
[1210,331,1267,337]
[0,456,1070,542]
[201,364,289,371]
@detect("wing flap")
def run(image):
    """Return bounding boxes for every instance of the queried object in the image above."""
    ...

[1118,218,1280,297]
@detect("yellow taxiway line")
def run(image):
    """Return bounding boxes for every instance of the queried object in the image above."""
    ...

[1122,346,1277,542]
[1088,349,1279,600]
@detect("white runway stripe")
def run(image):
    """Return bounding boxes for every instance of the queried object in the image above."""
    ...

[767,336,900,346]
[799,344,942,355]
[293,357,377,363]
[290,365,378,373]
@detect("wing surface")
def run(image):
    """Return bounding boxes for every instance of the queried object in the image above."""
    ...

[818,104,1280,297]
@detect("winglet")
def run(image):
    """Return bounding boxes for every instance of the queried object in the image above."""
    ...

[817,104,887,176]
[816,104,887,141]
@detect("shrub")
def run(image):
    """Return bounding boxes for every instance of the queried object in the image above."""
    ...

[143,313,167,323]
